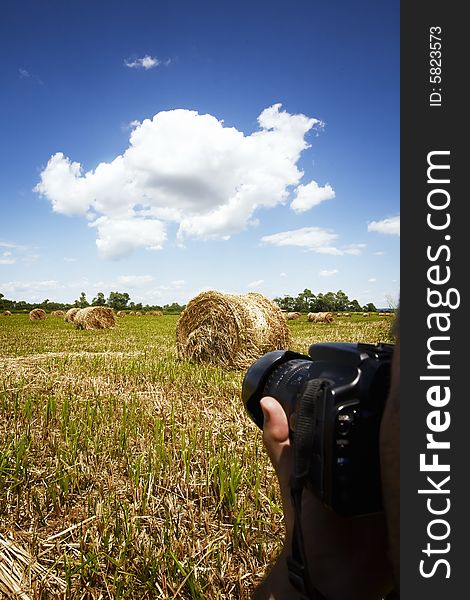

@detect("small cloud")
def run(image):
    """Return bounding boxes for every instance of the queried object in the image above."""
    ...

[374,251,385,256]
[124,55,161,70]
[368,278,377,283]
[290,180,335,213]
[19,68,30,79]
[319,269,338,277]
[368,216,400,236]
[280,272,287,277]
[170,280,185,288]
[343,243,366,256]
[63,257,77,262]
[0,251,15,265]
[248,279,264,289]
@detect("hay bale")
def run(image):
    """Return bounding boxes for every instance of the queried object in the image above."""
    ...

[307,312,334,323]
[29,308,46,321]
[74,306,116,330]
[286,311,301,320]
[362,312,370,317]
[64,307,80,323]
[2,310,11,316]
[176,290,291,369]
[148,310,163,316]
[116,310,127,317]
[51,310,65,317]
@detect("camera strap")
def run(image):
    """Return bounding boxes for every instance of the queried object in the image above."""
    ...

[287,378,329,600]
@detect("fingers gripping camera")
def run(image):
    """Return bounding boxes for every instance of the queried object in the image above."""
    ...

[242,342,394,516]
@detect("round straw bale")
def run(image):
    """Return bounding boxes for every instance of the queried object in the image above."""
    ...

[148,310,163,316]
[286,311,301,320]
[307,311,334,323]
[29,308,46,320]
[74,306,116,330]
[176,290,292,369]
[116,310,127,317]
[51,310,65,317]
[2,310,12,316]
[64,307,80,323]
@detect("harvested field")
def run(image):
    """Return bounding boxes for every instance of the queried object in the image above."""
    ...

[0,312,395,598]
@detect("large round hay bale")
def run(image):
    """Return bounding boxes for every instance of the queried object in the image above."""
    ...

[51,310,65,317]
[64,307,80,323]
[74,306,116,330]
[29,308,46,321]
[2,310,12,316]
[176,291,291,369]
[116,310,127,317]
[307,311,334,323]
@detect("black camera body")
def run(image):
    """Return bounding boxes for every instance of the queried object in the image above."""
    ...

[242,342,394,516]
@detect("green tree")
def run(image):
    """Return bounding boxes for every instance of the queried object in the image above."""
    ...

[107,291,130,311]
[74,292,89,308]
[92,292,106,306]
[349,299,362,312]
[363,302,377,312]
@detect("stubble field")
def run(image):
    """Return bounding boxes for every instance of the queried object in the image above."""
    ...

[0,312,394,599]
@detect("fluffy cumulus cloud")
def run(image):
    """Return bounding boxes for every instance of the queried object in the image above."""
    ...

[319,269,338,277]
[290,180,335,213]
[368,216,400,236]
[34,104,323,259]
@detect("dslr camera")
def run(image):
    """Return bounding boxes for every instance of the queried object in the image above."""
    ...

[242,342,394,516]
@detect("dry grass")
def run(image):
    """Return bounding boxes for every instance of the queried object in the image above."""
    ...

[0,312,395,599]
[176,291,291,370]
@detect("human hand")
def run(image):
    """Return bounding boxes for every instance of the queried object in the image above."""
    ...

[255,396,394,600]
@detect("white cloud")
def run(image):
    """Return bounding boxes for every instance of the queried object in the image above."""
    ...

[19,68,30,78]
[368,215,400,236]
[90,216,166,259]
[34,104,323,258]
[124,55,160,69]
[0,251,15,265]
[368,278,377,282]
[261,227,339,252]
[319,269,338,277]
[280,272,287,277]
[343,243,366,255]
[374,251,385,256]
[290,180,335,213]
[247,279,264,289]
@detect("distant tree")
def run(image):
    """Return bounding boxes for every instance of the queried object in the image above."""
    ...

[363,302,377,312]
[107,291,130,311]
[92,292,106,306]
[347,299,360,312]
[163,302,185,314]
[273,295,296,312]
[0,293,4,310]
[74,292,89,308]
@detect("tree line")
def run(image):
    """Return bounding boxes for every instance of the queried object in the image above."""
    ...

[273,289,378,313]
[0,291,185,314]
[1,288,382,315]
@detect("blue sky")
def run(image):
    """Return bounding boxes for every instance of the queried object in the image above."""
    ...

[1,0,399,308]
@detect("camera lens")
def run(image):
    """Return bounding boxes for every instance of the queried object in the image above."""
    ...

[242,350,312,429]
